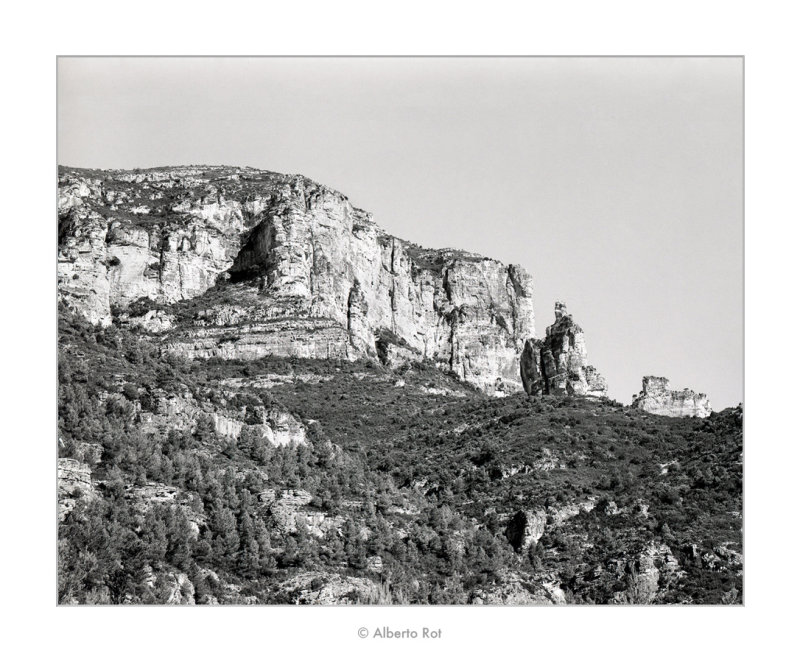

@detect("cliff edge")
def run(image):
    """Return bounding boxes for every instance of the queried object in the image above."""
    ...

[58,165,535,394]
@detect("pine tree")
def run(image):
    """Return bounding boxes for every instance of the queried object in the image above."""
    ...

[211,506,240,567]
[238,511,260,577]
[254,518,276,573]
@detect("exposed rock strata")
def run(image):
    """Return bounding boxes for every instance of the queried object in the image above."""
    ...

[611,542,685,604]
[58,166,536,394]
[277,571,381,605]
[520,301,607,397]
[631,376,711,418]
[259,489,344,537]
[137,391,308,447]
[58,458,96,520]
[58,168,251,326]
[469,572,567,605]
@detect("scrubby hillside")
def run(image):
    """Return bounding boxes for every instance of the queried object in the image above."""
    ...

[57,306,742,604]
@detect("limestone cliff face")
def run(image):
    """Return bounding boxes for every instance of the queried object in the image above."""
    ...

[520,301,607,397]
[58,167,254,326]
[58,166,536,394]
[632,376,711,418]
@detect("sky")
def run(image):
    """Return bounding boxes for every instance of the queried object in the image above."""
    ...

[58,57,743,408]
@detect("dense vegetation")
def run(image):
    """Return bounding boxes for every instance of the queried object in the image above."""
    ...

[57,307,742,604]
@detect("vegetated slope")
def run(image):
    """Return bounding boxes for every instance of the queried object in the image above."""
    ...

[57,307,742,604]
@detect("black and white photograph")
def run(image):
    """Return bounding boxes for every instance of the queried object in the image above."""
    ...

[56,56,744,607]
[6,2,800,659]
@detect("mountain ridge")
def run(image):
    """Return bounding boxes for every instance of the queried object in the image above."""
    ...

[56,165,742,605]
[58,164,535,394]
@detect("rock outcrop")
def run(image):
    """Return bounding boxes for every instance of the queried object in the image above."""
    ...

[520,301,607,397]
[612,542,685,604]
[58,166,536,394]
[631,376,711,418]
[135,389,308,448]
[58,458,96,520]
[469,571,567,605]
[138,566,196,605]
[259,489,344,537]
[277,571,382,605]
[505,497,597,552]
[505,509,548,551]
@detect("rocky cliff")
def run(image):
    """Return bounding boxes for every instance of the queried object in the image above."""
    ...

[58,165,535,394]
[632,376,712,418]
[520,301,607,397]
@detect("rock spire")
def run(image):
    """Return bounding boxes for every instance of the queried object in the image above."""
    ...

[520,301,607,397]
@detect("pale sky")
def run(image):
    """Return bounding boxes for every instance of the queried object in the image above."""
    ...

[58,57,743,408]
